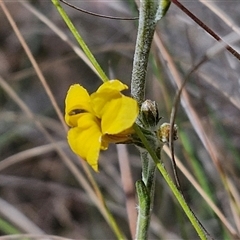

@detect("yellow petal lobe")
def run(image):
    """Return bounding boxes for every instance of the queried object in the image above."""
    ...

[67,113,102,172]
[91,80,128,118]
[96,79,128,93]
[101,96,139,134]
[65,84,93,127]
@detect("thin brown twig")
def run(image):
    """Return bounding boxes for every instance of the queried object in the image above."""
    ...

[60,0,139,20]
[170,0,240,61]
[0,141,66,172]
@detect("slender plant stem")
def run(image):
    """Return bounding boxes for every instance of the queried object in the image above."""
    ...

[145,158,156,211]
[51,0,109,82]
[135,150,156,239]
[135,180,151,240]
[140,150,149,183]
[131,0,158,105]
[131,1,171,239]
[140,151,156,210]
[134,124,207,240]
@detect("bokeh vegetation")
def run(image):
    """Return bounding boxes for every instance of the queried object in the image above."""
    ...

[0,0,240,239]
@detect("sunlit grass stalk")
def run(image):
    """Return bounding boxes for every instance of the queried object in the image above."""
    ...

[51,0,109,82]
[80,160,126,240]
[0,218,20,235]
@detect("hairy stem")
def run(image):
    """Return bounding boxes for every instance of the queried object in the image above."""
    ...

[131,1,171,239]
[131,0,158,105]
[135,180,151,240]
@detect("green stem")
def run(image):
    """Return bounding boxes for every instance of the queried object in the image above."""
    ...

[140,150,156,209]
[0,218,20,234]
[145,158,156,211]
[131,2,171,238]
[140,150,149,183]
[131,0,158,105]
[134,124,207,240]
[135,180,151,240]
[135,150,156,239]
[51,0,109,82]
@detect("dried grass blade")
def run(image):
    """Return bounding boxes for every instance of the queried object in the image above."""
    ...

[0,1,67,132]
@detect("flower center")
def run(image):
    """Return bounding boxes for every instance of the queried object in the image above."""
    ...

[69,109,87,116]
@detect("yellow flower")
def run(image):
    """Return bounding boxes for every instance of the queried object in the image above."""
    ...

[65,80,139,171]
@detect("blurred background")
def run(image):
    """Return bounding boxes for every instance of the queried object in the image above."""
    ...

[0,0,240,239]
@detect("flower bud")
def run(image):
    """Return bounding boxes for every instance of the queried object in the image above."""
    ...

[157,123,178,143]
[140,100,160,130]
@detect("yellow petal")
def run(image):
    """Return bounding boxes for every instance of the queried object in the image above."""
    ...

[101,96,139,134]
[91,91,119,118]
[67,113,102,172]
[96,79,128,93]
[65,84,93,127]
[91,80,129,118]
